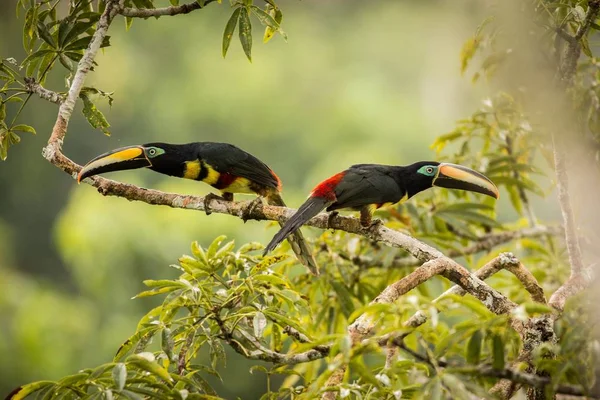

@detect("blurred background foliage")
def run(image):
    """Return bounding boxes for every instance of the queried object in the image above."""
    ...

[0,0,577,398]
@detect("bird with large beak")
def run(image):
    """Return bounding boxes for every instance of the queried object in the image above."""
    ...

[263,161,499,255]
[77,142,319,275]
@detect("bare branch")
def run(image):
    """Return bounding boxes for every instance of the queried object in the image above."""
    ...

[505,258,546,304]
[402,253,522,330]
[120,0,216,18]
[548,270,593,311]
[23,78,64,104]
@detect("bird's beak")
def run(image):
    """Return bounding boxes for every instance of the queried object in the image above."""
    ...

[433,163,499,199]
[77,145,151,183]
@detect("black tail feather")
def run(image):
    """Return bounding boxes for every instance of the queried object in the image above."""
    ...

[267,193,320,275]
[264,196,330,258]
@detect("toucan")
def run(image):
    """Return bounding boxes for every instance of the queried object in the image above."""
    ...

[77,142,319,275]
[263,162,499,255]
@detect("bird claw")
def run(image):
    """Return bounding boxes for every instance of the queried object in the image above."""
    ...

[242,197,264,222]
[203,193,227,216]
[369,218,384,230]
[327,211,339,229]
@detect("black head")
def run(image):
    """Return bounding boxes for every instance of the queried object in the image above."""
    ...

[77,143,195,182]
[400,161,499,199]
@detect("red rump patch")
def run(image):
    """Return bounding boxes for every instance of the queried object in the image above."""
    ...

[215,173,238,190]
[310,172,345,201]
[270,169,282,191]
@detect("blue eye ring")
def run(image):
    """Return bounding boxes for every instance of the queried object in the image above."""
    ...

[425,166,434,174]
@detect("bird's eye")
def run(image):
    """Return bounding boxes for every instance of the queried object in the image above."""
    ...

[426,167,434,174]
[148,148,157,156]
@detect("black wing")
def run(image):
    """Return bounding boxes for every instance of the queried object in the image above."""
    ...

[196,142,279,189]
[328,164,405,210]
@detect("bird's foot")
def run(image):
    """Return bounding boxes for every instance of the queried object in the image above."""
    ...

[367,218,385,231]
[203,193,229,216]
[327,211,339,229]
[242,197,264,222]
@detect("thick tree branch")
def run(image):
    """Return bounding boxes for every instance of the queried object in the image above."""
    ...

[402,253,539,331]
[120,0,216,18]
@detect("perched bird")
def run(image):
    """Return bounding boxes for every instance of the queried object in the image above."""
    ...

[77,142,319,274]
[264,161,499,255]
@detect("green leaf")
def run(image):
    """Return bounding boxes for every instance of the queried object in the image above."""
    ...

[112,363,127,391]
[209,338,226,370]
[207,235,227,259]
[133,286,180,299]
[161,328,175,361]
[466,329,483,365]
[57,19,73,47]
[127,354,173,382]
[251,5,286,42]
[169,0,180,5]
[23,6,39,53]
[492,334,505,370]
[58,53,73,71]
[22,49,55,66]
[329,280,355,318]
[125,17,134,31]
[120,390,144,400]
[253,273,289,287]
[66,35,110,51]
[238,7,252,62]
[222,8,241,58]
[36,21,56,48]
[264,309,308,336]
[262,5,283,43]
[191,241,209,265]
[80,93,111,135]
[6,382,55,400]
[62,20,99,48]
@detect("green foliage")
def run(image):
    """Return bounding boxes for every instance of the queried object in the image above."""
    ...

[221,1,287,61]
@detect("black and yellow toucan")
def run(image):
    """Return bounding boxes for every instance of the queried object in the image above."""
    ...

[264,161,499,255]
[77,142,319,275]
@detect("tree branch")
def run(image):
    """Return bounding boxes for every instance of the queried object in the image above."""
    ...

[322,256,521,399]
[402,253,529,331]
[120,0,216,18]
[23,77,64,104]
[548,1,600,315]
[42,0,124,163]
